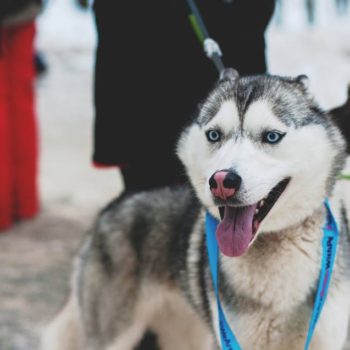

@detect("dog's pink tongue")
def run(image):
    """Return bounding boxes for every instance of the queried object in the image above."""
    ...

[216,205,257,257]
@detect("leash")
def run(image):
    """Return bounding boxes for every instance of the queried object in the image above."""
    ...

[205,199,339,350]
[186,0,225,74]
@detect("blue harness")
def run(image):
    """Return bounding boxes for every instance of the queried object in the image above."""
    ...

[205,200,339,350]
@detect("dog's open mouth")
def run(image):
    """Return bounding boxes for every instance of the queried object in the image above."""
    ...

[216,178,290,257]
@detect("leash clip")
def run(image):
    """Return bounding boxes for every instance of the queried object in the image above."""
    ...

[204,38,223,59]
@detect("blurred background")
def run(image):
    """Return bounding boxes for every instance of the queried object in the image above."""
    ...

[0,0,350,349]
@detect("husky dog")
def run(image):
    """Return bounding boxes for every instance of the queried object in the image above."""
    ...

[42,70,350,350]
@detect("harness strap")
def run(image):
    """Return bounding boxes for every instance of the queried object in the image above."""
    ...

[205,200,339,350]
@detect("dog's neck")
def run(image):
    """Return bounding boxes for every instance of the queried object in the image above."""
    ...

[218,206,325,314]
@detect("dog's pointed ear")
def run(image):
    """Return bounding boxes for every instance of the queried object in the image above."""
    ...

[328,84,350,153]
[219,68,239,83]
[294,74,309,91]
[285,74,310,95]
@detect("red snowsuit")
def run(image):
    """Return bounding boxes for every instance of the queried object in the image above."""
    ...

[0,21,39,230]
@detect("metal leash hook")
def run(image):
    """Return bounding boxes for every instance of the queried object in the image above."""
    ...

[204,38,225,73]
[204,38,222,58]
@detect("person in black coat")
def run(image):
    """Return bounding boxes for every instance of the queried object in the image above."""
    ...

[92,0,276,191]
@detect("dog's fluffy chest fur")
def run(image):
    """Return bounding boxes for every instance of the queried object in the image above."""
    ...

[221,210,324,312]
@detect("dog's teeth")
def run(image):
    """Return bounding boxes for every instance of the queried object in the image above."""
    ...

[255,209,259,214]
[260,200,265,207]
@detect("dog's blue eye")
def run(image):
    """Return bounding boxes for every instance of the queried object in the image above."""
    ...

[263,131,285,144]
[206,130,221,143]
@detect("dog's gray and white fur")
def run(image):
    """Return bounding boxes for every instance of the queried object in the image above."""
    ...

[42,70,350,350]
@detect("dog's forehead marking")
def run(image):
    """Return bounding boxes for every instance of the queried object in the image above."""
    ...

[243,100,287,132]
[206,100,239,130]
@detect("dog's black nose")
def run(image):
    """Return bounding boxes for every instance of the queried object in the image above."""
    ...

[209,175,217,189]
[209,170,241,200]
[223,171,242,190]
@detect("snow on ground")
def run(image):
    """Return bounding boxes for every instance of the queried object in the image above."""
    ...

[0,0,349,349]
[36,0,122,214]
